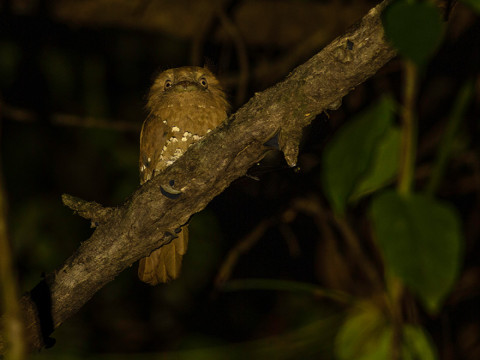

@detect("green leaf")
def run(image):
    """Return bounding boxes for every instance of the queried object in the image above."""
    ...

[461,0,480,13]
[350,126,401,201]
[335,302,393,360]
[402,325,438,360]
[322,96,396,214]
[370,191,463,313]
[383,0,445,66]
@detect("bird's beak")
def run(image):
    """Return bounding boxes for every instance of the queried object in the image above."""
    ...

[172,81,202,92]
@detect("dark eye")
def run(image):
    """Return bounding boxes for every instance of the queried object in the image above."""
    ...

[164,79,172,90]
[199,77,208,88]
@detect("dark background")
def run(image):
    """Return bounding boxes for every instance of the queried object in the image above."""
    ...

[1,0,479,358]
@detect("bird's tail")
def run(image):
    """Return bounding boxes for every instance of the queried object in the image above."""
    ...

[138,226,188,285]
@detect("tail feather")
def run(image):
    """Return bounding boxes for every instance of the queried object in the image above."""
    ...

[138,226,188,285]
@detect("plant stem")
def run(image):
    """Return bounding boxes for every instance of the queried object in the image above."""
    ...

[223,278,353,304]
[391,58,419,359]
[0,125,27,360]
[398,60,418,195]
[385,272,405,360]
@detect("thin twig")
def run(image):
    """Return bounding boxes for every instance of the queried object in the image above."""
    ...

[292,197,352,290]
[1,102,140,132]
[215,218,273,287]
[61,194,116,226]
[278,223,301,258]
[190,18,212,67]
[293,196,383,292]
[217,8,249,106]
[331,214,383,291]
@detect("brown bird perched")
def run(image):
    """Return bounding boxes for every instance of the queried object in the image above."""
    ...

[138,66,229,285]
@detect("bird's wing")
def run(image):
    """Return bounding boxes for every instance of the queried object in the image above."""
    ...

[139,116,170,184]
[138,115,189,285]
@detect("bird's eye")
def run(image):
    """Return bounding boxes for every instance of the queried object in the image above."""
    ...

[199,77,208,88]
[164,79,172,90]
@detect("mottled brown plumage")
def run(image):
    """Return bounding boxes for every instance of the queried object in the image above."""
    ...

[138,66,229,285]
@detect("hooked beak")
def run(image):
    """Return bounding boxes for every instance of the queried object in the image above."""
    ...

[172,80,202,92]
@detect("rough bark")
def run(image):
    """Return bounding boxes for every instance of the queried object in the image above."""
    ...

[0,0,395,353]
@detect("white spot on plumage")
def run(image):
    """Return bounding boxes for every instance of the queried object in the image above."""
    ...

[192,135,202,141]
[183,131,192,137]
[206,129,211,133]
[172,126,180,132]
[181,137,187,142]
[147,157,151,162]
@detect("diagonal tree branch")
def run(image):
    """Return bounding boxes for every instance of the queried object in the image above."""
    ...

[0,0,395,353]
